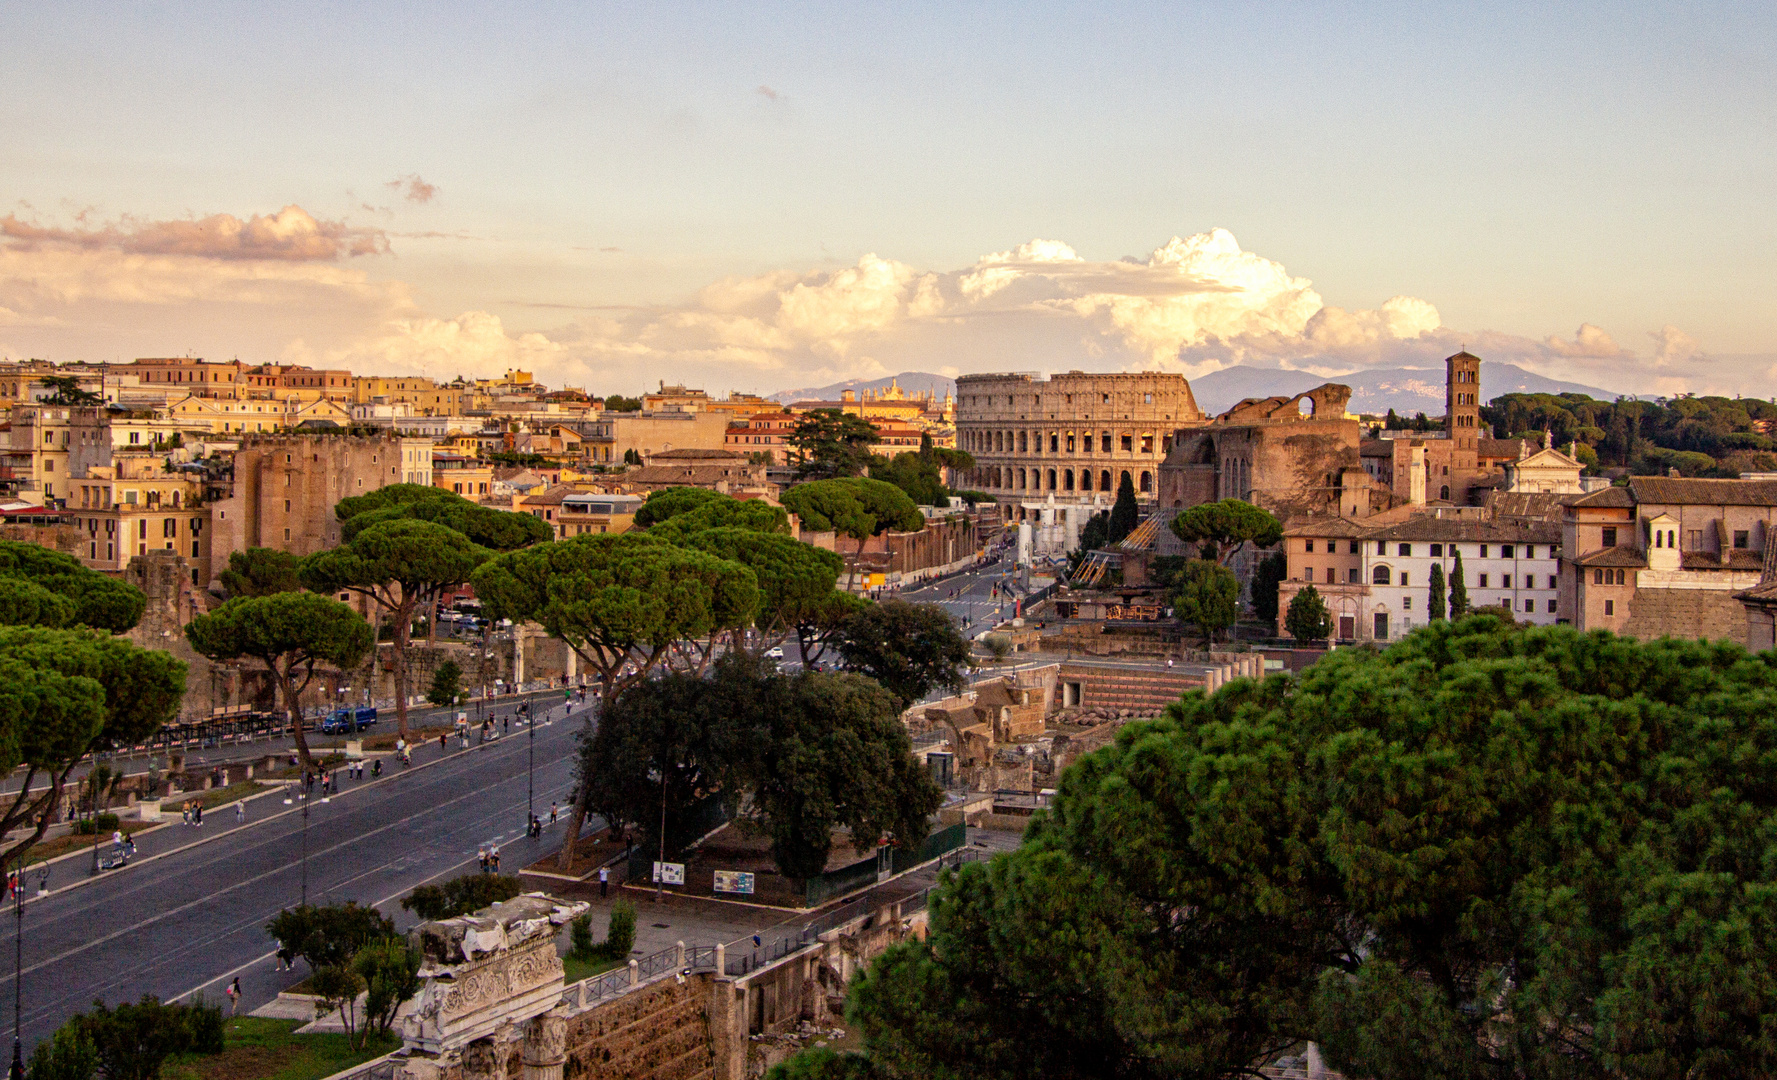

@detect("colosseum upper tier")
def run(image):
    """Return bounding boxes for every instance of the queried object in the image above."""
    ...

[953,370,1201,505]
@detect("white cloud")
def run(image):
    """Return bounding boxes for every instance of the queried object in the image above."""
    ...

[0,213,1743,399]
[0,205,387,261]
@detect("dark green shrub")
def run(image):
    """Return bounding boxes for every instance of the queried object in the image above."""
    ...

[569,913,595,961]
[399,873,523,921]
[604,900,636,960]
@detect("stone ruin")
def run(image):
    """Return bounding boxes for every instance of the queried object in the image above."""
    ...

[395,893,588,1080]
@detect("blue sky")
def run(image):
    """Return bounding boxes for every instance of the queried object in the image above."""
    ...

[2,1,1772,396]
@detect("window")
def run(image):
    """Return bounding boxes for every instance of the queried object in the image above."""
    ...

[1478,574,1490,588]
[1550,546,1559,558]
[1594,568,1604,584]
[1735,530,1750,549]
[1349,541,1360,555]
[1372,565,1391,585]
[1398,543,1412,556]
[1403,596,1412,610]
[1121,434,1133,452]
[1305,567,1316,583]
[1479,544,1489,557]
[1687,530,1701,549]
[1374,612,1389,639]
[1548,599,1557,613]
[1602,527,1618,547]
[1049,434,1058,453]
[1501,545,1515,558]
[1524,598,1535,612]
[1430,543,1443,557]
[1400,572,1410,587]
[1503,574,1513,588]
[1305,539,1315,553]
[1604,599,1615,616]
[1377,540,1387,555]
[1616,569,1627,585]
[1348,568,1361,584]
[1548,575,1557,589]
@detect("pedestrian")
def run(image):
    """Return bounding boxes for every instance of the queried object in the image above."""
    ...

[276,946,294,971]
[180,803,190,826]
[490,847,500,872]
[478,849,489,874]
[372,759,383,778]
[440,733,447,753]
[111,830,123,854]
[193,802,202,826]
[226,977,240,1016]
[549,802,558,826]
[598,865,608,898]
[503,714,509,734]
[124,834,135,858]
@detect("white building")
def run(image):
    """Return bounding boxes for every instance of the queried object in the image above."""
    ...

[1280,513,1562,642]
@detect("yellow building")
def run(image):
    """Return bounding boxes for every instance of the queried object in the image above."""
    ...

[168,393,353,434]
[70,455,211,585]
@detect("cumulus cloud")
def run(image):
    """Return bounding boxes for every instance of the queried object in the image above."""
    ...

[0,214,1741,399]
[0,205,387,261]
[387,175,438,204]
[1543,323,1632,359]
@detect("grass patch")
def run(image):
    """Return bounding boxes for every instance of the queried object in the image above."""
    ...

[169,779,275,813]
[563,952,627,985]
[159,1017,398,1080]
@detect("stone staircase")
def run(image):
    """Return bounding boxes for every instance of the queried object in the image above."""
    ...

[1059,663,1208,716]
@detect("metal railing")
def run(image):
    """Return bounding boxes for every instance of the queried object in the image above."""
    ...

[562,942,720,1011]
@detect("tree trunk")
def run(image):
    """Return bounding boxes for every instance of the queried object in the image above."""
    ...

[555,665,613,872]
[391,590,417,740]
[280,665,315,773]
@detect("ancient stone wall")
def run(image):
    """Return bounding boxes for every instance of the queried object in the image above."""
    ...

[1621,586,1749,643]
[563,977,717,1080]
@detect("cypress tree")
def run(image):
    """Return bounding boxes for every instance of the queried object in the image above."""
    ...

[1449,550,1470,616]
[1108,473,1140,545]
[1428,562,1447,621]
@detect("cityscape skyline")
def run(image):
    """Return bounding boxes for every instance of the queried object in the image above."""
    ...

[3,2,1772,399]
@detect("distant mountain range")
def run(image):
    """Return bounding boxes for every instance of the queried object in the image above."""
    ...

[766,363,1624,419]
[1186,362,1626,417]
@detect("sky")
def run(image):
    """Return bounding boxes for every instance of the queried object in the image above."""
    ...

[1,1,1773,399]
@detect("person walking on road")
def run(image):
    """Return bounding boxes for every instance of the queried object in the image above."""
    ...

[549,802,558,827]
[598,866,608,898]
[226,978,241,1016]
[236,800,245,823]
[124,834,135,859]
[193,801,202,826]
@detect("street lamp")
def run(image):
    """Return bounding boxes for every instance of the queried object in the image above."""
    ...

[524,702,534,832]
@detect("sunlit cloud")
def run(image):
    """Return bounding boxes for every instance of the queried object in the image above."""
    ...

[0,205,386,261]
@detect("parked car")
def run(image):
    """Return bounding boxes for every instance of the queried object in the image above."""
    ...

[320,706,378,735]
[764,646,785,660]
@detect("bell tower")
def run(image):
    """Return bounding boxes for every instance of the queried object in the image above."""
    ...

[1445,350,1481,450]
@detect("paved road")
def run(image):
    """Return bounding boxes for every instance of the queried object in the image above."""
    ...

[0,702,592,1049]
[0,686,579,797]
[901,558,1033,637]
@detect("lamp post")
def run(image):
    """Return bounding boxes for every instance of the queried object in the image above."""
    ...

[284,779,311,906]
[524,702,534,832]
[11,864,23,1080]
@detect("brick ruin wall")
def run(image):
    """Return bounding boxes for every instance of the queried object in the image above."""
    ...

[1620,586,1749,643]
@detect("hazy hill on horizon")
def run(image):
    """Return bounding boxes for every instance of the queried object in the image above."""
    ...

[767,364,1624,419]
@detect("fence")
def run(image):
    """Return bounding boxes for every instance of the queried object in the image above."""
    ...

[560,942,721,1011]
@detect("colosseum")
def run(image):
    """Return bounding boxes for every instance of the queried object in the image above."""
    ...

[953,370,1202,510]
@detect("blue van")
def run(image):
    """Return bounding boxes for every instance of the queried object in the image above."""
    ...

[321,706,378,735]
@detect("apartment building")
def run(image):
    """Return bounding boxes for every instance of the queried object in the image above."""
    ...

[1279,513,1561,642]
[69,455,210,584]
[1558,477,1777,640]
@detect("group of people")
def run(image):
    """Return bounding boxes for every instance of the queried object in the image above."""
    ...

[477,846,502,873]
[179,801,204,826]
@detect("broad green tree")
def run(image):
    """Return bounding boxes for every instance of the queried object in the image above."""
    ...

[473,532,759,869]
[841,616,1777,1079]
[0,541,146,632]
[52,996,223,1080]
[632,486,728,529]
[1449,549,1470,615]
[1427,561,1446,620]
[1170,559,1238,642]
[679,528,846,657]
[0,628,184,873]
[836,599,971,707]
[300,520,486,739]
[218,547,302,597]
[337,487,551,550]
[1107,473,1141,545]
[783,478,924,587]
[751,670,941,878]
[870,451,950,508]
[353,938,420,1046]
[788,410,882,479]
[1284,584,1333,643]
[185,593,373,771]
[648,498,790,543]
[400,873,524,920]
[1169,500,1283,565]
